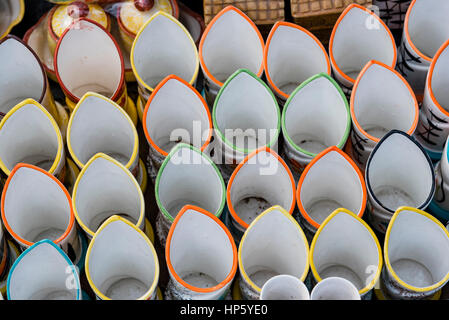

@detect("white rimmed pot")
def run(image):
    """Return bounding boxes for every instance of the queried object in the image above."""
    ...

[0,0,24,39]
[415,39,449,160]
[365,130,435,233]
[131,10,198,103]
[310,277,360,300]
[349,60,419,169]
[212,68,280,181]
[67,92,140,176]
[1,163,82,266]
[310,208,383,298]
[398,0,449,99]
[143,74,212,183]
[296,146,366,241]
[226,147,295,242]
[382,206,449,299]
[264,21,330,105]
[329,4,397,97]
[199,5,264,106]
[0,99,65,180]
[260,275,310,300]
[238,205,309,300]
[281,73,350,181]
[155,143,226,247]
[165,205,237,300]
[7,239,81,300]
[85,215,159,300]
[430,136,449,221]
[72,153,145,240]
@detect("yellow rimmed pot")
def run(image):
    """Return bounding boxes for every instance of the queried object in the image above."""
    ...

[296,146,367,241]
[264,21,330,106]
[72,153,145,241]
[226,147,295,243]
[212,68,280,182]
[260,275,310,300]
[165,205,237,300]
[398,0,449,100]
[329,4,397,98]
[1,163,84,268]
[131,10,198,105]
[0,0,24,39]
[310,277,360,300]
[382,206,449,299]
[199,5,264,106]
[66,92,144,188]
[309,208,383,299]
[281,73,350,182]
[7,239,81,300]
[155,143,226,247]
[85,215,159,300]
[365,130,435,233]
[142,74,213,184]
[0,99,66,182]
[238,205,309,300]
[349,60,419,170]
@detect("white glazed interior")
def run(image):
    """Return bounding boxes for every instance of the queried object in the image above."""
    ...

[56,19,122,99]
[8,242,78,300]
[267,24,328,96]
[145,78,210,153]
[240,208,308,289]
[430,42,449,112]
[157,147,223,219]
[387,209,449,288]
[229,151,293,225]
[88,219,157,300]
[201,9,263,84]
[0,103,59,172]
[283,76,348,155]
[74,156,143,234]
[215,71,279,152]
[260,275,310,300]
[3,167,70,244]
[331,6,395,80]
[353,63,416,139]
[299,150,364,224]
[407,0,449,59]
[0,37,44,114]
[312,212,380,291]
[133,13,198,89]
[0,1,22,36]
[367,133,433,211]
[310,277,360,300]
[69,94,136,166]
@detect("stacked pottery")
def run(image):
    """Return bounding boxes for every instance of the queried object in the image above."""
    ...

[0,0,24,39]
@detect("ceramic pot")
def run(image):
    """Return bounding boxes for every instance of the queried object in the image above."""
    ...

[430,136,449,221]
[178,1,205,47]
[0,0,24,39]
[260,275,310,300]
[310,277,360,300]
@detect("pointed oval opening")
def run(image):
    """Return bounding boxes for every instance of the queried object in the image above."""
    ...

[428,39,449,117]
[310,277,360,300]
[260,275,310,300]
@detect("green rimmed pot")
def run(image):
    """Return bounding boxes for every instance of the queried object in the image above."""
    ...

[281,73,350,182]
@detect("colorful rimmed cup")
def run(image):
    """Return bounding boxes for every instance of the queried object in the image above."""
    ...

[72,153,145,239]
[155,143,226,246]
[281,73,350,180]
[131,11,198,103]
[415,39,449,160]
[142,74,213,183]
[199,6,264,106]
[67,92,140,176]
[226,147,295,241]
[430,136,449,221]
[0,99,65,179]
[329,4,397,97]
[165,205,237,300]
[398,0,449,98]
[264,21,330,104]
[382,207,449,299]
[1,164,82,265]
[260,275,310,300]
[310,208,382,298]
[7,239,81,300]
[296,146,366,240]
[0,0,24,39]
[310,277,361,300]
[349,60,419,169]
[85,215,159,300]
[365,130,435,233]
[238,205,309,300]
